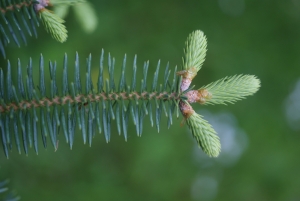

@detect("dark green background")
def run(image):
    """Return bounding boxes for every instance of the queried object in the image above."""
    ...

[1,0,300,200]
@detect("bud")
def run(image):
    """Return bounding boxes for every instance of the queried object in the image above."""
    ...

[196,89,212,104]
[176,67,198,91]
[185,89,212,104]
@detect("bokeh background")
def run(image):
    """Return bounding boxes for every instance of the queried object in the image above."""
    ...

[1,0,300,200]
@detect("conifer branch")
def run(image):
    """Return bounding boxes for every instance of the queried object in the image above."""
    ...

[0,51,181,158]
[0,30,261,158]
[0,91,179,113]
[0,0,39,58]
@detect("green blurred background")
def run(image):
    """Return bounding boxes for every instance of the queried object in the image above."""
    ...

[1,0,300,200]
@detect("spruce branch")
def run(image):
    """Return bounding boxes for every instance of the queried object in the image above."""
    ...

[0,30,261,158]
[0,51,181,158]
[0,91,179,113]
[0,0,39,58]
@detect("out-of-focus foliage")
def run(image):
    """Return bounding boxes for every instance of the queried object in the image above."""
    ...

[0,180,20,201]
[0,0,83,58]
[1,0,300,201]
[54,1,98,33]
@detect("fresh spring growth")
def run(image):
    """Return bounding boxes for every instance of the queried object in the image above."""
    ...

[39,8,68,43]
[178,30,260,157]
[177,30,207,91]
[0,30,260,159]
[34,0,68,43]
[36,0,85,43]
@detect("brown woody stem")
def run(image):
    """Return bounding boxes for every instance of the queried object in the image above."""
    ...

[176,67,198,91]
[0,1,35,14]
[0,91,180,113]
[179,101,194,119]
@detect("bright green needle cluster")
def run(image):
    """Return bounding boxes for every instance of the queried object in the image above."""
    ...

[182,30,207,72]
[40,9,68,43]
[186,109,221,157]
[180,30,260,157]
[199,75,261,105]
[177,31,208,91]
